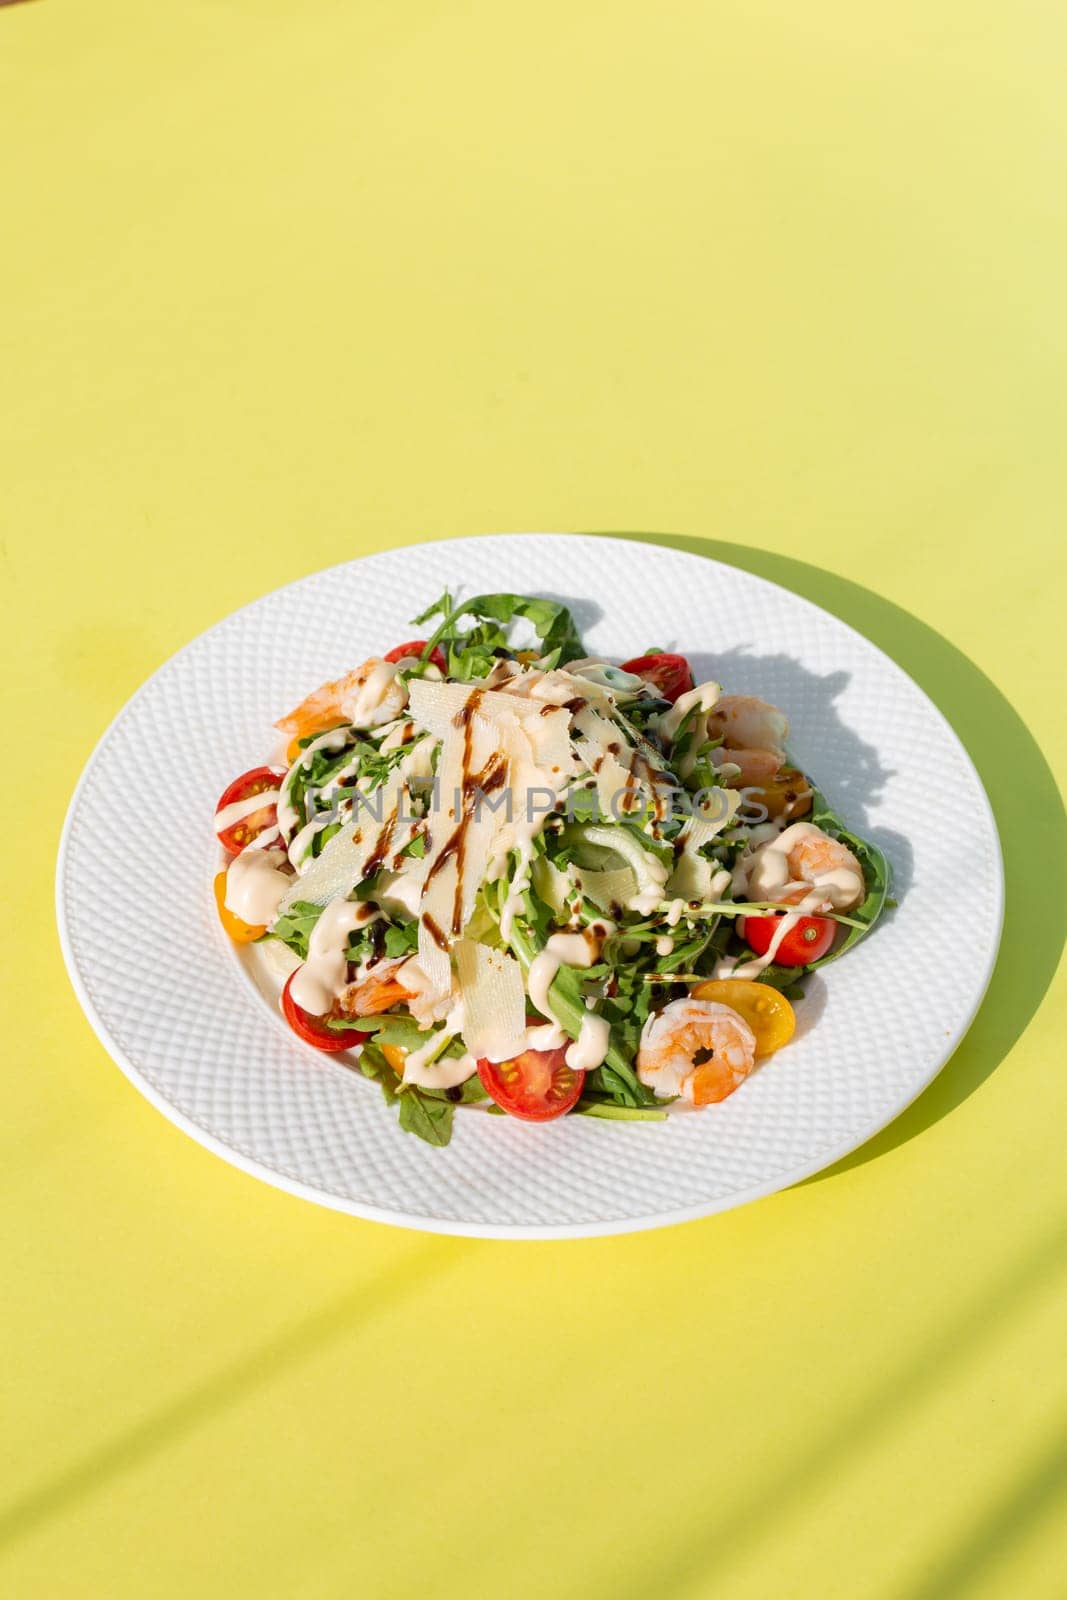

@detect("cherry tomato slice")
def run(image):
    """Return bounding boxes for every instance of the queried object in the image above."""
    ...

[477,1046,584,1122]
[281,972,368,1052]
[215,766,283,855]
[213,871,266,943]
[690,979,796,1057]
[384,639,448,674]
[741,914,836,966]
[620,652,694,703]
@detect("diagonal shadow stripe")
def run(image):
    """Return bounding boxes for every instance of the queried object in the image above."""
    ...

[900,1424,1067,1600]
[0,1238,470,1552]
[603,1223,1067,1600]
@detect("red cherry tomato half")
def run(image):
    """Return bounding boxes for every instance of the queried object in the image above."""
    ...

[281,972,368,1052]
[620,652,694,703]
[477,1046,585,1122]
[384,639,448,674]
[742,913,836,966]
[215,766,284,855]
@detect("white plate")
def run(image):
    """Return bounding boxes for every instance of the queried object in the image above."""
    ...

[56,535,1003,1237]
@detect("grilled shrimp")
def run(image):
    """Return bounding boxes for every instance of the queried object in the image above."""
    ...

[736,821,865,912]
[705,694,789,755]
[276,658,407,743]
[711,746,783,787]
[338,959,414,1018]
[637,998,758,1106]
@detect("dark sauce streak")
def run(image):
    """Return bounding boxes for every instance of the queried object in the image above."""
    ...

[363,807,397,880]
[390,823,425,873]
[423,689,510,938]
[422,911,449,951]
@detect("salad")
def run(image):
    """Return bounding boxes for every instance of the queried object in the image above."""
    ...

[213,592,891,1147]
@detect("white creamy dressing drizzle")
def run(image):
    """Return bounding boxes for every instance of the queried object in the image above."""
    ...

[378,719,416,753]
[715,888,825,980]
[287,816,331,870]
[654,680,722,743]
[343,659,407,728]
[527,950,561,1018]
[655,934,674,956]
[401,1001,477,1089]
[527,923,613,1014]
[715,822,863,980]
[733,821,862,910]
[224,846,291,927]
[565,1011,611,1072]
[524,926,613,1071]
[214,788,281,830]
[288,899,375,1015]
[277,726,352,840]
[709,868,733,900]
[523,1021,569,1052]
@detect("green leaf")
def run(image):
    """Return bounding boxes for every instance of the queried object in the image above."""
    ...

[268,900,322,960]
[397,1088,454,1147]
[356,1041,401,1104]
[415,591,586,669]
[383,920,420,958]
[575,1101,669,1121]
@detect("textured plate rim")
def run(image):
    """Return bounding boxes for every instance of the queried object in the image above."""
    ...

[55,533,1005,1238]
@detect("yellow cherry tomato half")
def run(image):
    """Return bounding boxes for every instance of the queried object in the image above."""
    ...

[381,1044,407,1078]
[691,979,795,1058]
[749,765,813,823]
[213,871,266,944]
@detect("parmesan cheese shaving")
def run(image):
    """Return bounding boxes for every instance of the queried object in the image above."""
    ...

[666,791,742,900]
[454,941,527,1063]
[276,748,423,914]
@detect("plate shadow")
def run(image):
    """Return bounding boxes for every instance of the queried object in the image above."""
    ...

[586,530,1066,1175]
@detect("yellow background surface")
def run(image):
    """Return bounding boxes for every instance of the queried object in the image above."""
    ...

[2,2,1066,1596]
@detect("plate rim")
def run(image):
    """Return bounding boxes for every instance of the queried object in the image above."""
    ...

[55,532,1006,1237]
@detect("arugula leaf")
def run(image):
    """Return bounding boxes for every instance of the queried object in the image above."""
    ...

[268,900,322,960]
[355,1041,401,1104]
[414,591,586,672]
[383,921,420,959]
[397,1088,454,1147]
[348,736,419,792]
